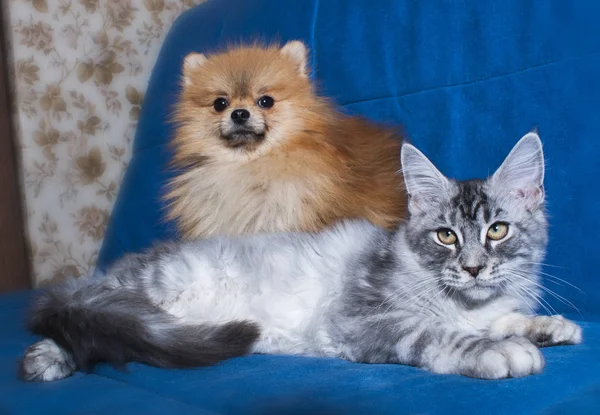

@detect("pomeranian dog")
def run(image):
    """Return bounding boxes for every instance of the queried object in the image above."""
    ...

[166,41,408,239]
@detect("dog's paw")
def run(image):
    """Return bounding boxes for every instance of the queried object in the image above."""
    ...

[20,339,76,382]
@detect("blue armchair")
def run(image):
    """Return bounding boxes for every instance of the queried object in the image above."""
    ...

[2,1,599,413]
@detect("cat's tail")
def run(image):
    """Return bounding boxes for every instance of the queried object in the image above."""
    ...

[26,280,260,371]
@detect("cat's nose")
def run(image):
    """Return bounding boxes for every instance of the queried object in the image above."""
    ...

[462,265,484,277]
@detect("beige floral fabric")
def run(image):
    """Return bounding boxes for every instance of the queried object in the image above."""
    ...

[9,0,205,286]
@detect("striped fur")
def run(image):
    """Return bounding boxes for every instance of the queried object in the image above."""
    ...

[21,133,581,382]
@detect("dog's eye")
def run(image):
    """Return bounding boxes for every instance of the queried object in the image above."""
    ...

[213,98,229,112]
[257,96,275,109]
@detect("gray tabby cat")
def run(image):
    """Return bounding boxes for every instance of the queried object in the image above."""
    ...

[21,132,581,383]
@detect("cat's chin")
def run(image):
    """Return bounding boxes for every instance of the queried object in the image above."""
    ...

[459,285,498,302]
[444,279,500,302]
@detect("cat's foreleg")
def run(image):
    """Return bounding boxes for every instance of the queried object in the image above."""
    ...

[489,313,582,347]
[345,316,544,379]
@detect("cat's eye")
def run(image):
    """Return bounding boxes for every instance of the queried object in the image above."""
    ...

[257,96,275,109]
[487,222,509,241]
[436,228,457,245]
[213,98,229,112]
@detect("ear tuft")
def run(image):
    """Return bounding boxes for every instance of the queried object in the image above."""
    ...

[280,41,308,77]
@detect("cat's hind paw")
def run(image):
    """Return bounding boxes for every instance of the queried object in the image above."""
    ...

[20,339,76,382]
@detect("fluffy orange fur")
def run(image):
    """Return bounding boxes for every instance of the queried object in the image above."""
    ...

[166,41,408,239]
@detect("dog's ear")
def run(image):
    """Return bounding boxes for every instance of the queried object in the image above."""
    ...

[183,53,208,85]
[280,41,308,78]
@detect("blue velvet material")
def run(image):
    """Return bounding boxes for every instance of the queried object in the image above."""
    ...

[4,0,600,413]
[1,291,599,414]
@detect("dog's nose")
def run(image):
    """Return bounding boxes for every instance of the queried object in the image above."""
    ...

[231,109,250,125]
[462,265,485,277]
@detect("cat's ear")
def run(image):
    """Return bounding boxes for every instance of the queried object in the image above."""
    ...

[280,41,308,78]
[491,132,545,209]
[401,143,450,214]
[183,53,208,85]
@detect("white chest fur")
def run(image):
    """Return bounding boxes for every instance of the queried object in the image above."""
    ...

[184,161,321,236]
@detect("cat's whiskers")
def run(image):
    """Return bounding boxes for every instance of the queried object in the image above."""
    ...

[362,285,406,321]
[521,261,567,270]
[393,276,440,301]
[516,262,583,292]
[401,283,444,315]
[505,270,582,317]
[369,272,436,313]
[513,284,555,316]
[534,272,584,294]
[363,275,439,320]
[417,286,448,317]
[403,283,442,309]
[503,285,536,315]
[507,276,558,316]
[372,282,440,334]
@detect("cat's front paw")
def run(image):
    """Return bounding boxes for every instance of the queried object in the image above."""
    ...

[489,313,583,347]
[529,315,582,347]
[471,337,544,379]
[20,339,76,382]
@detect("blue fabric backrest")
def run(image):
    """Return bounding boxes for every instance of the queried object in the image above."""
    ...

[98,0,600,317]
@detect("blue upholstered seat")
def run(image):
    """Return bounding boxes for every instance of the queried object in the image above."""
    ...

[2,1,600,413]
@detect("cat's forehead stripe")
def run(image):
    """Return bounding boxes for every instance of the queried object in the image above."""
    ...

[453,180,492,222]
